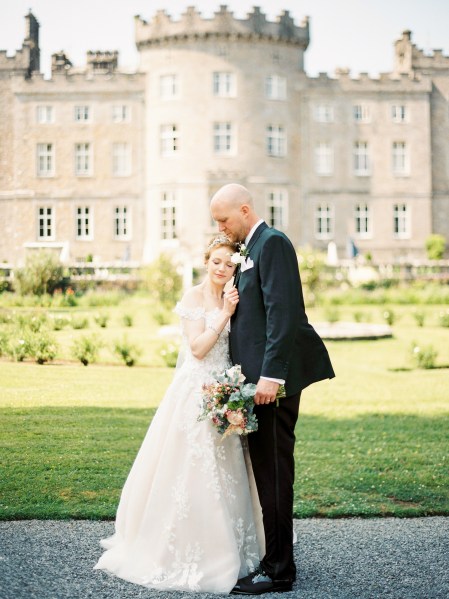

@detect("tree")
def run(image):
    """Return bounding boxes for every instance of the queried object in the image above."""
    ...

[14,250,66,296]
[425,234,446,260]
[141,254,182,309]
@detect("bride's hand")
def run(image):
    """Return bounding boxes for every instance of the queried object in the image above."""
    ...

[223,287,239,316]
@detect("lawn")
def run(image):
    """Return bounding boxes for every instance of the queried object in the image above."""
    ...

[0,296,448,519]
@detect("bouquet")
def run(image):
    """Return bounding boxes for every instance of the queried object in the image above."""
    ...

[198,365,258,439]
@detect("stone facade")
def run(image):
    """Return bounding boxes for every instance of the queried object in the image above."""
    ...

[0,9,448,267]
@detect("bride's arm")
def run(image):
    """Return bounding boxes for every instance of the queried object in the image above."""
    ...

[182,289,238,360]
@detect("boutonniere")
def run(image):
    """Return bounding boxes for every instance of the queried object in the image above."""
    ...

[231,244,254,272]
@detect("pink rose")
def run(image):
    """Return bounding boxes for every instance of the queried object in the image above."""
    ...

[226,410,245,426]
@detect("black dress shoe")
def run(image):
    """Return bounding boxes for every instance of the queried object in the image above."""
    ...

[231,566,293,595]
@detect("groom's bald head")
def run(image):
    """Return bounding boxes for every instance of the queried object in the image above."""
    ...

[210,184,259,242]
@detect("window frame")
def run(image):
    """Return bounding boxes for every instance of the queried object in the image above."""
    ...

[315,142,334,176]
[112,142,132,177]
[314,204,334,240]
[267,189,288,230]
[353,141,370,176]
[37,206,55,241]
[393,203,411,239]
[114,205,132,241]
[74,142,93,176]
[266,124,286,157]
[36,143,55,177]
[74,105,91,123]
[75,205,93,241]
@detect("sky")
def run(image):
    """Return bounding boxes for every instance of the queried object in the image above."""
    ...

[1,0,448,78]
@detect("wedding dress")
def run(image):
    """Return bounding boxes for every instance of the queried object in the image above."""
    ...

[94,303,264,593]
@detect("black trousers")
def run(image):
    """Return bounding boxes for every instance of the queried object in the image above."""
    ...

[248,392,301,581]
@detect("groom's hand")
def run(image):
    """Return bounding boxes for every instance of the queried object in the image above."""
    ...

[254,379,279,405]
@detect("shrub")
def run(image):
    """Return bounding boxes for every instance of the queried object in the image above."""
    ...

[94,313,109,328]
[141,254,182,310]
[7,335,33,362]
[27,313,48,333]
[382,309,396,326]
[53,288,78,307]
[324,307,340,324]
[412,310,426,327]
[425,234,446,260]
[152,307,172,326]
[159,341,180,368]
[0,310,13,325]
[49,315,71,331]
[0,330,10,356]
[80,290,124,307]
[31,333,58,365]
[113,338,142,367]
[411,342,438,370]
[297,247,327,304]
[71,316,89,330]
[14,250,66,296]
[122,313,133,327]
[439,309,449,328]
[72,335,102,366]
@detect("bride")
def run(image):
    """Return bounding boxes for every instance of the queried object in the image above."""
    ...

[94,236,264,593]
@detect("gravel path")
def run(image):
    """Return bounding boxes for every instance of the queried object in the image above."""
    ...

[0,518,448,599]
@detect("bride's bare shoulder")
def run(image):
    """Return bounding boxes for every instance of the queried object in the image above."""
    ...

[179,285,204,309]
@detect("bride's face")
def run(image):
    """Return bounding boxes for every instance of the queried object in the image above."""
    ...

[207,246,236,286]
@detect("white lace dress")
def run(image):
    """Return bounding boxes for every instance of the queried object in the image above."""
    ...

[94,303,264,594]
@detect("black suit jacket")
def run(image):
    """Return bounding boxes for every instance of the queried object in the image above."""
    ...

[230,222,335,396]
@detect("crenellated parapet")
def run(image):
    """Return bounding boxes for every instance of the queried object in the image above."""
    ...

[394,30,449,74]
[135,5,309,49]
[306,68,432,93]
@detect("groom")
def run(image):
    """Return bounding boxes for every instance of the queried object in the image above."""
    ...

[210,184,335,595]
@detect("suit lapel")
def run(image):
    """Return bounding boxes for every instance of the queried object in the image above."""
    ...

[246,221,268,254]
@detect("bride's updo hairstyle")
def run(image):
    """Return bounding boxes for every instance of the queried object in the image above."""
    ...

[204,235,239,263]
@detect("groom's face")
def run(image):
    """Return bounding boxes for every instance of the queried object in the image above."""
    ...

[211,203,248,243]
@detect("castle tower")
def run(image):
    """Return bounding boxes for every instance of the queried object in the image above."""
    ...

[135,5,309,262]
[24,10,40,75]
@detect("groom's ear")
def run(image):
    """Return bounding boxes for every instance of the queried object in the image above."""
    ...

[240,204,250,216]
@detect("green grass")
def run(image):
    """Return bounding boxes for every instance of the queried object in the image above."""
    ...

[0,296,448,520]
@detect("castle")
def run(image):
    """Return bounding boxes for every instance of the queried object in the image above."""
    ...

[1,8,448,267]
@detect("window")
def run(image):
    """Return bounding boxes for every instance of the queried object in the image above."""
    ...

[353,141,370,176]
[315,143,334,176]
[315,204,333,239]
[354,203,371,238]
[313,104,334,123]
[160,124,179,156]
[266,125,286,157]
[393,204,410,238]
[37,207,54,240]
[112,105,130,123]
[74,105,90,122]
[392,141,409,176]
[36,143,55,177]
[159,74,178,99]
[161,191,177,240]
[212,72,236,97]
[76,206,92,240]
[75,143,92,176]
[112,143,131,176]
[267,190,288,229]
[265,75,286,100]
[392,104,407,123]
[114,206,131,240]
[213,122,234,154]
[353,104,370,123]
[36,105,54,124]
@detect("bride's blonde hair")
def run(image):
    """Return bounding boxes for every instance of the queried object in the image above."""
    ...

[204,235,239,262]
